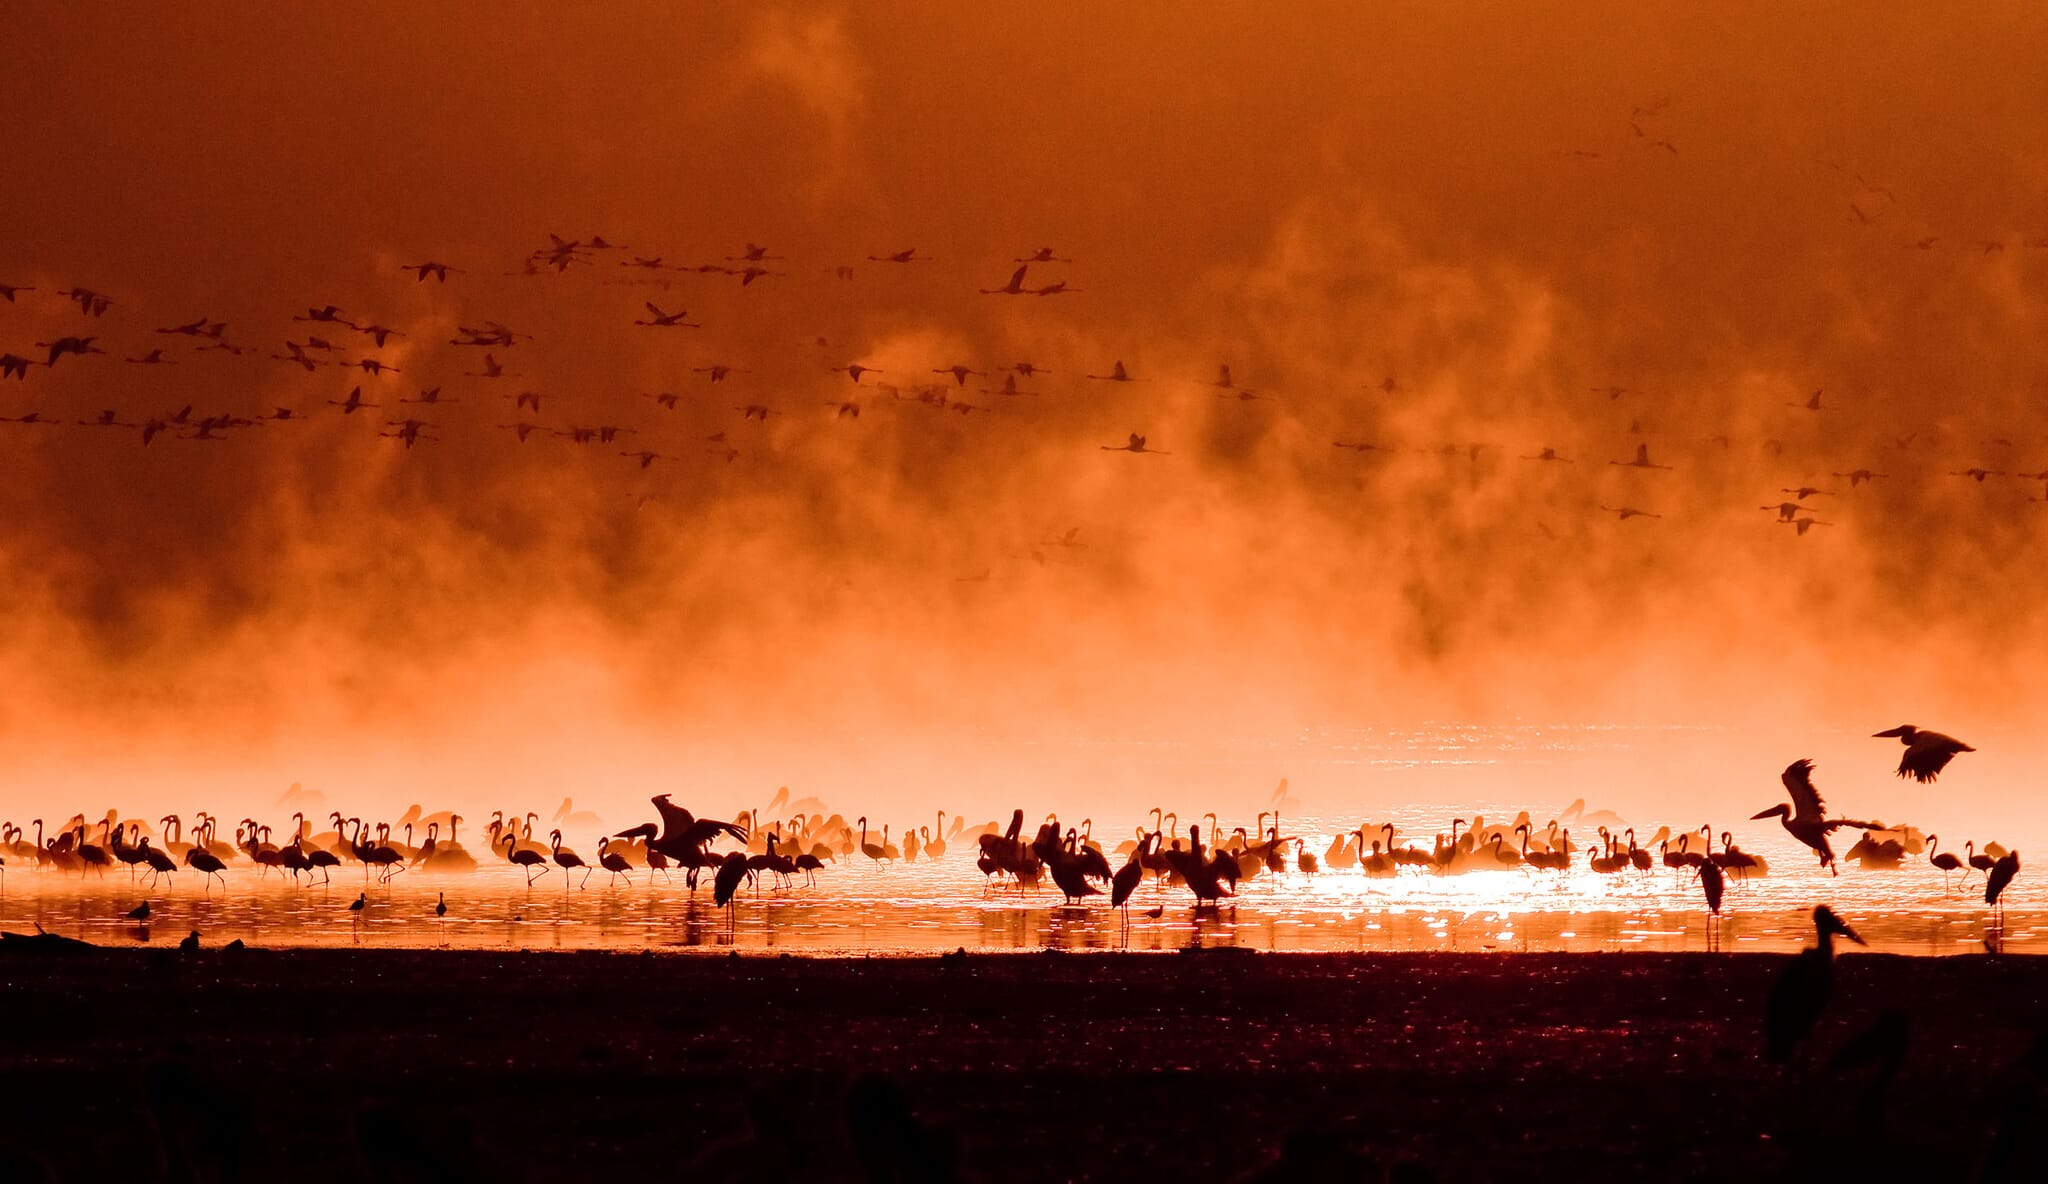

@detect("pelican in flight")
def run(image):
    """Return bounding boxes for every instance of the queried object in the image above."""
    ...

[1610,444,1671,470]
[1751,759,1881,875]
[1873,725,1973,783]
[1101,433,1168,455]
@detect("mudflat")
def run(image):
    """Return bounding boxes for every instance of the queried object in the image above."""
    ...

[0,947,2041,1181]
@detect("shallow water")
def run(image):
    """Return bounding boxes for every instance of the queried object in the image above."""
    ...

[1,808,2032,956]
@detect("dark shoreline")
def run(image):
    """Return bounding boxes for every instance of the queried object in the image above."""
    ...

[2,948,2043,1181]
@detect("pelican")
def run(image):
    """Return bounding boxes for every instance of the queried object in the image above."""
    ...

[1751,759,1880,875]
[1872,725,1973,783]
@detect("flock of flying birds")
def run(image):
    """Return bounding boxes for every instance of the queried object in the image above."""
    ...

[5,208,2046,553]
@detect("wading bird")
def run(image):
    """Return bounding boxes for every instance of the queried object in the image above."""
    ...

[1766,905,1864,1061]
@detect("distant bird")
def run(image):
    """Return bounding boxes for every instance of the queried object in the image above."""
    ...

[634,303,699,328]
[0,282,33,302]
[178,930,200,952]
[1101,433,1168,454]
[35,336,104,367]
[0,354,34,380]
[1751,759,1880,875]
[293,305,353,327]
[58,287,112,316]
[1873,725,1973,783]
[399,387,451,405]
[825,401,860,419]
[1766,906,1865,1061]
[867,248,925,263]
[1086,360,1133,382]
[1927,835,1963,892]
[692,365,746,382]
[349,892,366,914]
[620,450,677,469]
[1522,447,1572,462]
[1789,389,1825,411]
[1015,247,1072,263]
[126,348,172,365]
[1030,279,1079,295]
[1697,859,1726,933]
[500,834,549,884]
[357,323,404,347]
[713,850,750,911]
[436,892,448,920]
[980,265,1030,295]
[464,353,507,379]
[1781,486,1830,500]
[328,387,376,415]
[1952,468,2004,482]
[1833,469,1888,487]
[1610,443,1671,470]
[1782,517,1833,536]
[403,261,462,282]
[832,364,880,383]
[933,365,984,386]
[127,901,150,921]
[1597,505,1661,521]
[598,840,633,886]
[1986,850,2020,909]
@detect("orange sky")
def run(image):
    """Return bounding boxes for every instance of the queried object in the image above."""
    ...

[2,3,2046,831]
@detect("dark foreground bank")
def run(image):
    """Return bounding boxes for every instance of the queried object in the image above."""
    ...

[0,947,2042,1182]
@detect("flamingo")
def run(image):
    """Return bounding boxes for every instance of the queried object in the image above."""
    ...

[597,839,633,886]
[501,834,549,884]
[549,830,589,889]
[859,818,887,868]
[1927,835,1963,893]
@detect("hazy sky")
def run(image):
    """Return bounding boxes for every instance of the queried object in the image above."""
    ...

[2,3,2045,830]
